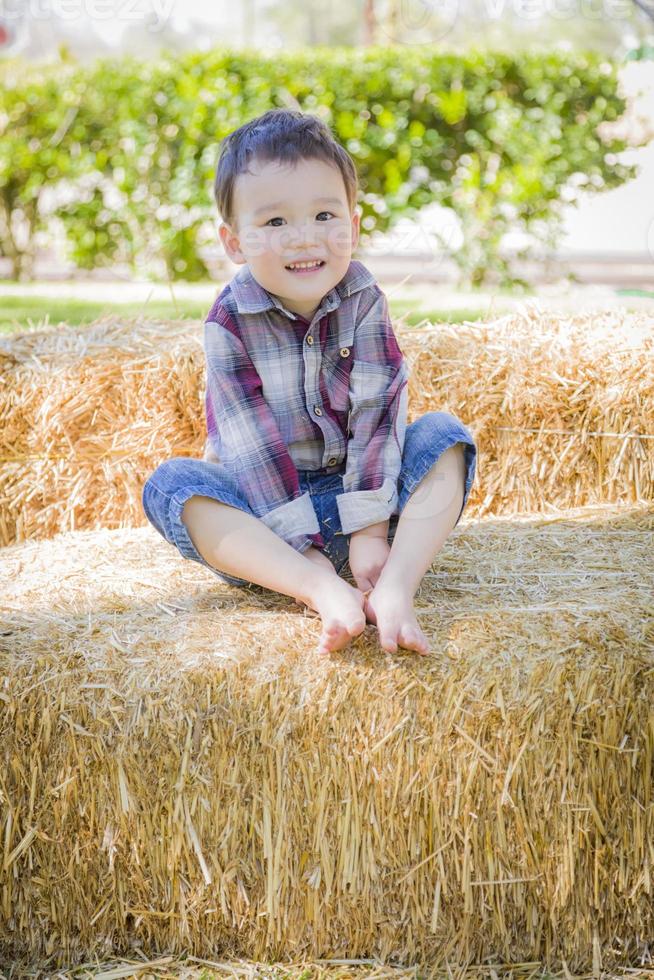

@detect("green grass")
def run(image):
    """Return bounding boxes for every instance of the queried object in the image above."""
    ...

[0,295,486,335]
[0,296,210,334]
[399,308,485,326]
[616,288,654,298]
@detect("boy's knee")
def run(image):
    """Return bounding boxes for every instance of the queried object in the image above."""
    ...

[181,494,221,529]
[446,443,468,488]
[450,442,467,468]
[428,442,466,478]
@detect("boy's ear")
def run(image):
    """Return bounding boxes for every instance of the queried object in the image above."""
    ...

[219,221,247,265]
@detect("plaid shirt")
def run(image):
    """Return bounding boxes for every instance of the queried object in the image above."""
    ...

[203,259,409,554]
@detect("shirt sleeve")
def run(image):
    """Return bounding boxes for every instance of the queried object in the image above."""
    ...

[335,287,409,535]
[204,310,322,554]
[203,438,220,464]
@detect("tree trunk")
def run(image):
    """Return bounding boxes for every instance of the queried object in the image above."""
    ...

[0,194,20,280]
[386,0,400,42]
[0,194,37,281]
[242,0,255,46]
[362,0,376,45]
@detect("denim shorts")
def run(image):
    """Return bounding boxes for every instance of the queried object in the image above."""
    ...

[141,411,477,590]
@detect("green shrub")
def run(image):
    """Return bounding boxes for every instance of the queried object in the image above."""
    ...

[0,46,637,286]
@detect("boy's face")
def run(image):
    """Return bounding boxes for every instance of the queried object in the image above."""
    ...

[219,156,360,320]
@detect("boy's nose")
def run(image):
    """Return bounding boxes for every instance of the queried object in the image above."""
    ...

[293,224,318,244]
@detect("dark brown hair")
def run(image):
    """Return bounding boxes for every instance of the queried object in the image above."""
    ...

[213,108,359,228]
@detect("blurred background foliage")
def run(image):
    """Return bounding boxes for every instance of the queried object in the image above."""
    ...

[0,46,640,287]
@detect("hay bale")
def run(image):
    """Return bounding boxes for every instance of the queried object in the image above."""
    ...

[1,501,652,972]
[2,955,451,978]
[1,308,652,546]
[406,307,653,518]
[0,315,206,547]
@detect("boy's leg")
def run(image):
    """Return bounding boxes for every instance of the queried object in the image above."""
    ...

[378,442,467,598]
[181,495,367,653]
[365,443,467,655]
[182,495,320,604]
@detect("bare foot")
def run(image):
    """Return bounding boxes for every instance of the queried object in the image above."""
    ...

[293,546,339,609]
[362,590,376,626]
[364,582,431,656]
[304,571,367,655]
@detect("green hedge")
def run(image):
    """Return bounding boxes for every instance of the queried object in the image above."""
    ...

[0,46,637,286]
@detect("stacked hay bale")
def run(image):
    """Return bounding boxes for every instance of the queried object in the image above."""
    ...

[0,309,651,545]
[0,310,652,975]
[2,504,652,974]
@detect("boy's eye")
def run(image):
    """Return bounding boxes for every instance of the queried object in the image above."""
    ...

[265,211,334,227]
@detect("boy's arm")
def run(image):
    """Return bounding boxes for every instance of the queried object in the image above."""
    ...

[204,315,322,554]
[334,287,409,536]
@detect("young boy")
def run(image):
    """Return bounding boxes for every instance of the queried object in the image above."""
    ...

[142,108,477,658]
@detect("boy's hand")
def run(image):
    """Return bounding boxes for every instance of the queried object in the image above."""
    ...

[348,534,391,595]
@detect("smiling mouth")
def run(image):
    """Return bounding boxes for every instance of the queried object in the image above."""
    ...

[285,260,326,273]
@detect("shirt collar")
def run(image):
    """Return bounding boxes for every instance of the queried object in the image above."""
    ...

[230,260,376,320]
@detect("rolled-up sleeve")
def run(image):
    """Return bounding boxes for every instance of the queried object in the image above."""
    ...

[204,314,320,553]
[335,288,409,535]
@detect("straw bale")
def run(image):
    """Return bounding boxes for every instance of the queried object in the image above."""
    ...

[0,307,652,546]
[0,315,206,547]
[6,958,654,980]
[1,501,652,972]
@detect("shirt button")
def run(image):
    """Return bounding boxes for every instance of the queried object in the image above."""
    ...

[306,335,314,345]
[327,457,337,466]
[340,347,350,358]
[314,406,322,416]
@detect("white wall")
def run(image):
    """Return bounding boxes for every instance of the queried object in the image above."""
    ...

[558,61,654,256]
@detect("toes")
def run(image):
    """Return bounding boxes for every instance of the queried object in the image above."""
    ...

[398,624,430,655]
[363,598,378,627]
[414,629,430,655]
[319,619,362,655]
[317,636,340,656]
[398,624,417,648]
[379,633,398,654]
[348,616,366,637]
